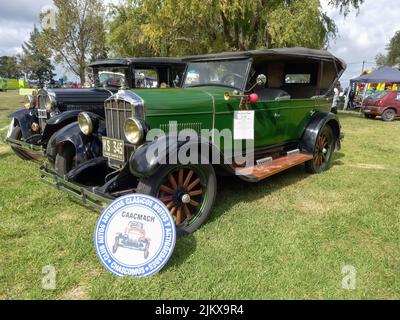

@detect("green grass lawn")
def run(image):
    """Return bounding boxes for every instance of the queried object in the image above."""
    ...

[0,91,399,300]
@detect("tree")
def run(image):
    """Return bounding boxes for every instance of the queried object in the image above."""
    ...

[0,56,21,79]
[108,0,364,57]
[19,25,55,85]
[39,0,108,84]
[375,31,400,69]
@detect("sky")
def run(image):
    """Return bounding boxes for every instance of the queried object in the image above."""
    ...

[0,0,399,85]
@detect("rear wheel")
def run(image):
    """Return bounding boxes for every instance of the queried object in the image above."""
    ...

[9,125,33,161]
[136,165,217,237]
[305,125,335,174]
[55,143,76,176]
[381,109,396,122]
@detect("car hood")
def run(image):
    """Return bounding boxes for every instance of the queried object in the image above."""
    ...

[41,88,115,106]
[128,86,228,117]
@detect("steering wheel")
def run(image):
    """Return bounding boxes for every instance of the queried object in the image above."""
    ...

[221,73,244,87]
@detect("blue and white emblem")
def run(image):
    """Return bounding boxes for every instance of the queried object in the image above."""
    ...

[94,194,176,277]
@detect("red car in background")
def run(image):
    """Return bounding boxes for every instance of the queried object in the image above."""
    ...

[361,91,400,121]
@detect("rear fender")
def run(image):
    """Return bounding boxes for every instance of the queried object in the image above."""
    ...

[300,112,342,154]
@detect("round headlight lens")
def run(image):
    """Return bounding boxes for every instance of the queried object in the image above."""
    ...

[23,95,35,109]
[124,118,144,145]
[78,112,94,136]
[44,95,55,112]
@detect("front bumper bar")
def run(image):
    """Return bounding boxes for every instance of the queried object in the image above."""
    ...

[40,164,113,212]
[5,137,44,154]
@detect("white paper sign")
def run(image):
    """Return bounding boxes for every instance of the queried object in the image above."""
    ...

[234,110,255,140]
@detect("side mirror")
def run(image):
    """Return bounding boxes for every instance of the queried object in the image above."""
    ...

[256,74,267,86]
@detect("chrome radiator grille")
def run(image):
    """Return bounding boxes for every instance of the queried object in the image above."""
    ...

[105,100,133,141]
[38,95,48,132]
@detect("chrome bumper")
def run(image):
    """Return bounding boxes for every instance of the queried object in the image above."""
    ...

[40,164,113,212]
[5,137,44,154]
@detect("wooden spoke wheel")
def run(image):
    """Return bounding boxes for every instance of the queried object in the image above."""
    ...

[305,125,335,174]
[137,165,217,237]
[157,168,205,226]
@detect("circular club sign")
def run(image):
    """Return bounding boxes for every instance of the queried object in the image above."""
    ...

[94,194,176,278]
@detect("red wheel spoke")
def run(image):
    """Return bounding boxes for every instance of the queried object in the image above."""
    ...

[189,189,203,197]
[170,206,177,216]
[160,184,175,194]
[189,199,200,208]
[184,204,192,222]
[187,178,201,191]
[178,169,184,188]
[183,170,194,188]
[176,207,183,225]
[166,202,174,210]
[160,196,173,203]
[168,174,178,191]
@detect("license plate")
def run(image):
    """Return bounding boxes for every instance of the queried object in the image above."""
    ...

[103,137,125,162]
[38,109,47,119]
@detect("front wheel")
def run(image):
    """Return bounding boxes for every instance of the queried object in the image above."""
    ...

[305,125,335,174]
[381,109,396,122]
[136,165,217,237]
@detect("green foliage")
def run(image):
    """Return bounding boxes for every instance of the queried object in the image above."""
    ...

[375,30,400,68]
[0,56,21,79]
[328,0,364,16]
[19,26,55,85]
[39,0,108,84]
[108,0,363,57]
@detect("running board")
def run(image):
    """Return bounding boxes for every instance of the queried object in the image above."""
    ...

[236,151,313,182]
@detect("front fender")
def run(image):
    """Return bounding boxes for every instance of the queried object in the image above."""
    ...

[42,110,83,143]
[300,112,342,154]
[47,122,102,166]
[9,108,38,140]
[129,135,222,178]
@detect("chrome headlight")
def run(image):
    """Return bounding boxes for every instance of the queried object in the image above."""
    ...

[78,112,94,136]
[24,95,36,109]
[44,95,56,112]
[124,118,144,145]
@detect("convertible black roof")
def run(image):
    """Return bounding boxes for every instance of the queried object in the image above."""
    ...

[89,57,185,67]
[183,47,346,69]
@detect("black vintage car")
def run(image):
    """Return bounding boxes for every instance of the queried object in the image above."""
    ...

[5,58,186,161]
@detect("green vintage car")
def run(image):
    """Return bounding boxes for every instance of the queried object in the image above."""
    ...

[42,48,346,236]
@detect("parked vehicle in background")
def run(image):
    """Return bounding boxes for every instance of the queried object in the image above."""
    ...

[42,47,346,237]
[5,58,186,161]
[361,91,400,121]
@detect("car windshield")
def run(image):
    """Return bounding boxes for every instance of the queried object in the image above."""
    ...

[183,60,250,90]
[91,66,129,88]
[369,91,388,99]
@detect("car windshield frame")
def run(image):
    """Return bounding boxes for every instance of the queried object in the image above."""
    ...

[183,59,252,91]
[90,65,130,89]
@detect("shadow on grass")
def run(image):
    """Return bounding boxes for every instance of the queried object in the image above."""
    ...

[208,165,310,226]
